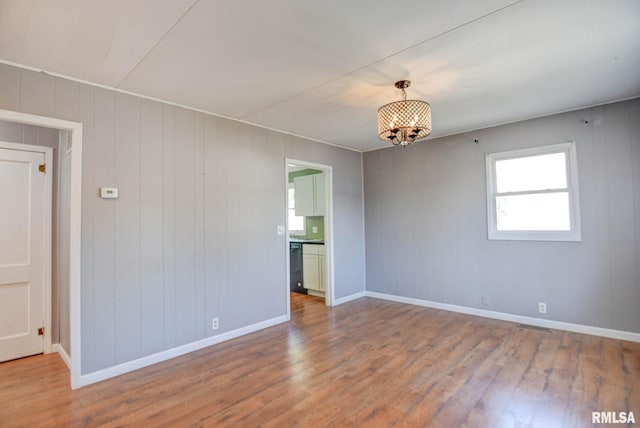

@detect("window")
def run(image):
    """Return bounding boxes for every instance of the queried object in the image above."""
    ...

[288,184,305,234]
[485,142,581,241]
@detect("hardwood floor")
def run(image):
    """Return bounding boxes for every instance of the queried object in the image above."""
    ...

[1,293,639,427]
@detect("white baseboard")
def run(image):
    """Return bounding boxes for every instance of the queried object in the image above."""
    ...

[333,291,366,306]
[365,291,640,343]
[76,314,288,388]
[52,344,71,370]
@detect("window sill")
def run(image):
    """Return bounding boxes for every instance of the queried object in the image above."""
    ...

[488,230,582,242]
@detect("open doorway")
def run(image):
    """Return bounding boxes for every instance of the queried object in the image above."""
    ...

[285,159,334,317]
[0,108,82,389]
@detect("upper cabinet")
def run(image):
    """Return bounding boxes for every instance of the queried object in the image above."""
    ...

[294,173,325,216]
[314,173,325,215]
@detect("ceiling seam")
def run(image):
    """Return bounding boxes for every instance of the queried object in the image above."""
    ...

[113,0,202,88]
[240,0,526,120]
[0,59,363,153]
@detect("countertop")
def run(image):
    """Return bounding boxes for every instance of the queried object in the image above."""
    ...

[290,238,324,244]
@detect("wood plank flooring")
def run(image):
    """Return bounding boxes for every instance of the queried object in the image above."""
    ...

[1,293,639,427]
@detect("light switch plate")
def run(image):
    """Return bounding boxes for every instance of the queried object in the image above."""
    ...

[277,225,285,235]
[100,187,118,199]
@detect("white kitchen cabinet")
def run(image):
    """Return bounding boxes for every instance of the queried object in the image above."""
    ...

[294,173,325,216]
[303,244,326,292]
[314,173,325,215]
[319,254,326,292]
[303,253,320,291]
[294,175,314,216]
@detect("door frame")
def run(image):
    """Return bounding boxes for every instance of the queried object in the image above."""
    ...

[0,141,53,356]
[0,109,83,389]
[284,158,335,318]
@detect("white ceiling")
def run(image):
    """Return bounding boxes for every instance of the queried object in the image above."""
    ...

[0,0,638,151]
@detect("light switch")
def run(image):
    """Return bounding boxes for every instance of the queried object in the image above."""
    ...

[100,187,118,199]
[277,225,285,235]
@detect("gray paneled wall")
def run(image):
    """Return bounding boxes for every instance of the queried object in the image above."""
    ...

[0,63,366,374]
[364,98,640,333]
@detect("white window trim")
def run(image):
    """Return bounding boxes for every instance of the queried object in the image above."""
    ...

[485,142,582,242]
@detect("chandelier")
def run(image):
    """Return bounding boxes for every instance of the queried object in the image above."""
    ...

[377,80,431,147]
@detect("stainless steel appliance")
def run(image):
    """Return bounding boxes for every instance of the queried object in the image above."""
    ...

[289,242,306,294]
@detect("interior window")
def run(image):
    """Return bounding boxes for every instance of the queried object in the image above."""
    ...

[288,185,305,233]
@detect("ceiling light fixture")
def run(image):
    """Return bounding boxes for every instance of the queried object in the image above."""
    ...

[378,80,431,147]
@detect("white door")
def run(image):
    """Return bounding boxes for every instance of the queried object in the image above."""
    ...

[0,147,48,362]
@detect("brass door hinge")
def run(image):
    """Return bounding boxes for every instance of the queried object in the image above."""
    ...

[38,164,46,173]
[38,327,45,336]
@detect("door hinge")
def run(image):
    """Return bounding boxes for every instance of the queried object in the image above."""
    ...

[38,163,46,173]
[38,327,45,336]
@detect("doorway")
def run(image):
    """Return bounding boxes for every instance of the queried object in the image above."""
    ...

[285,159,334,318]
[0,108,82,388]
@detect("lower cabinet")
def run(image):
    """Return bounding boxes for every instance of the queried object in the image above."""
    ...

[303,244,326,292]
[319,254,326,292]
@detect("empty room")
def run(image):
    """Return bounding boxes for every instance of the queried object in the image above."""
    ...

[0,0,638,426]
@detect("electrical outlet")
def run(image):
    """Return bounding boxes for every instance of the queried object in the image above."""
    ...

[212,318,219,330]
[538,302,547,314]
[481,295,489,306]
[312,226,318,234]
